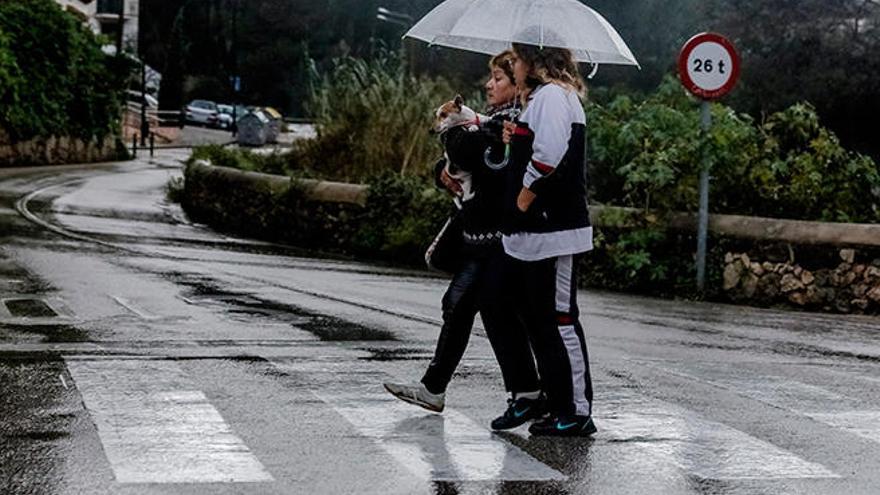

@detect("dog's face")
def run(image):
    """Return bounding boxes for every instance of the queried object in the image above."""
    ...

[431,94,477,134]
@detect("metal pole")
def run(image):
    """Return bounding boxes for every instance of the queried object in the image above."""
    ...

[231,0,238,137]
[696,100,712,292]
[149,132,154,157]
[131,134,137,158]
[140,59,148,146]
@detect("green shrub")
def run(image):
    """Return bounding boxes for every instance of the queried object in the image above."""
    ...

[588,75,880,223]
[190,145,295,176]
[0,0,129,143]
[586,75,880,292]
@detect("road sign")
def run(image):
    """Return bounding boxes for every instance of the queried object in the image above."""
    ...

[678,32,740,100]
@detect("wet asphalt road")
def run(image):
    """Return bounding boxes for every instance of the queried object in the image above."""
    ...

[1,151,879,494]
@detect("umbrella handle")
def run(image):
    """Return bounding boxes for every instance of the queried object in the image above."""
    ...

[484,144,510,170]
[588,63,599,79]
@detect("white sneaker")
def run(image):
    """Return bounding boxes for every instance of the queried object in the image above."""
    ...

[383,382,445,412]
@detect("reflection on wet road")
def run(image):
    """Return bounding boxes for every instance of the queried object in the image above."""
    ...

[1,151,879,494]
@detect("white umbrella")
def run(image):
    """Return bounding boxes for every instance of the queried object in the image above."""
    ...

[404,0,639,68]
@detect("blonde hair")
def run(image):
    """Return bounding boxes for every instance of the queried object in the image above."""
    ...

[512,43,586,97]
[489,50,516,85]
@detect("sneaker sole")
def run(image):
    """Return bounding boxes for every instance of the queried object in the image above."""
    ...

[383,384,444,413]
[491,410,543,430]
[528,422,597,437]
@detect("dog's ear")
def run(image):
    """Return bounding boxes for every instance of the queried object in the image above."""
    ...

[454,94,464,109]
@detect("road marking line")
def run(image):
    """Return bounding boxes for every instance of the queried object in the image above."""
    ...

[597,388,839,480]
[807,411,880,444]
[65,357,273,484]
[275,362,564,482]
[110,295,158,320]
[649,362,880,448]
[318,388,565,482]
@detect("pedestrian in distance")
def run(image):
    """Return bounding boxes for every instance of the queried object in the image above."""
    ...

[384,51,546,431]
[499,41,597,437]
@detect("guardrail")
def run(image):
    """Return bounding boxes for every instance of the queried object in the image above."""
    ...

[125,103,185,128]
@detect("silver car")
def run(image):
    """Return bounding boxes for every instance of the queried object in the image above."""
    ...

[186,99,219,127]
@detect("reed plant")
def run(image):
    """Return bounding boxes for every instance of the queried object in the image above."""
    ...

[297,50,454,181]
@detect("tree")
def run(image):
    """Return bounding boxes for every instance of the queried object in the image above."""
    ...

[0,0,129,142]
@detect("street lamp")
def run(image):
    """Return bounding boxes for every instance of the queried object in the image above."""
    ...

[376,6,412,28]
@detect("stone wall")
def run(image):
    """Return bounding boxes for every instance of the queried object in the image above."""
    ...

[0,131,123,166]
[724,249,880,313]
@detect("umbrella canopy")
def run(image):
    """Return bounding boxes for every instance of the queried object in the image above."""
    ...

[404,0,639,67]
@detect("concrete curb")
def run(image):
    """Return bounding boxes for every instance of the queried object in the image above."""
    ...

[187,159,368,206]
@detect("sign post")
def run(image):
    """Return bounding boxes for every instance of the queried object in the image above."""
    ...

[678,32,740,293]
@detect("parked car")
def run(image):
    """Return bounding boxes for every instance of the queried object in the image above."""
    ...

[216,104,248,130]
[186,99,219,127]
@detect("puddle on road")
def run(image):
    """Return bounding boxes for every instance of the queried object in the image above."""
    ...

[164,271,397,342]
[358,347,430,361]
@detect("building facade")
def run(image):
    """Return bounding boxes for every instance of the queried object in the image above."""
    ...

[55,0,139,54]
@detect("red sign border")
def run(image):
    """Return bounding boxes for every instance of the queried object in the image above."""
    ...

[678,32,740,100]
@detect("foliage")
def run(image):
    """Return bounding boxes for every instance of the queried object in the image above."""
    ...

[586,75,880,291]
[352,172,452,260]
[183,160,452,265]
[184,74,880,300]
[0,0,129,143]
[588,76,880,223]
[299,50,453,181]
[190,145,293,176]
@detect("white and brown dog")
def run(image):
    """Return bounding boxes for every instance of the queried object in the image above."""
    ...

[432,95,488,205]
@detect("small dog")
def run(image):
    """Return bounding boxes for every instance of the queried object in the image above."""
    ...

[432,95,487,205]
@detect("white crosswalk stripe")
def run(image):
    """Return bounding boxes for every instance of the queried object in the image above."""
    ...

[597,386,838,480]
[275,360,565,482]
[65,357,274,484]
[648,361,880,448]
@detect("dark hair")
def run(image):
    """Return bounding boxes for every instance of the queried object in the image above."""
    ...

[512,43,585,96]
[489,50,516,85]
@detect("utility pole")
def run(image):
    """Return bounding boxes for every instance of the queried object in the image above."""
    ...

[231,0,239,137]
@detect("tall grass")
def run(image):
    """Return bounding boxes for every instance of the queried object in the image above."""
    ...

[297,50,454,181]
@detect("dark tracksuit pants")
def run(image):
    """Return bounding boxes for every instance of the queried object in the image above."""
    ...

[506,253,593,417]
[421,247,540,396]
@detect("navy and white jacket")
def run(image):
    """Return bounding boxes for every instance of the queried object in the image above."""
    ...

[502,84,593,261]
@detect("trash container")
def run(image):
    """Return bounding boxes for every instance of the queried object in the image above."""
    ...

[237,111,270,147]
[261,107,282,144]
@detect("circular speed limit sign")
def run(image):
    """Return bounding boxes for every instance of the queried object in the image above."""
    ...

[678,32,740,100]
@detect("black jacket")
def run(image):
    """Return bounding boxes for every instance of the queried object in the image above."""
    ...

[434,114,511,255]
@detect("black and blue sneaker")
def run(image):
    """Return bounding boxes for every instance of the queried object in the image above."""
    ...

[528,415,597,437]
[490,395,545,430]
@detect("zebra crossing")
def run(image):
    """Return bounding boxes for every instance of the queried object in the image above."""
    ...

[55,351,871,491]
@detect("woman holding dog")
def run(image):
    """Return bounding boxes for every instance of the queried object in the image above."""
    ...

[385,51,546,431]
[499,43,596,436]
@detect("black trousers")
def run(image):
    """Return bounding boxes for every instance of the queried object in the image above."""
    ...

[506,254,593,417]
[421,248,540,395]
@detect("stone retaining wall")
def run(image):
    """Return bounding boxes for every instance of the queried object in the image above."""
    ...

[0,133,123,167]
[724,249,880,313]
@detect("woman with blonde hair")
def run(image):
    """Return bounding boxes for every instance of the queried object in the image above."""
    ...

[500,42,596,436]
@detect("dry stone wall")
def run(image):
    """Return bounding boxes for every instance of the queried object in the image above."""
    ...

[724,249,880,313]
